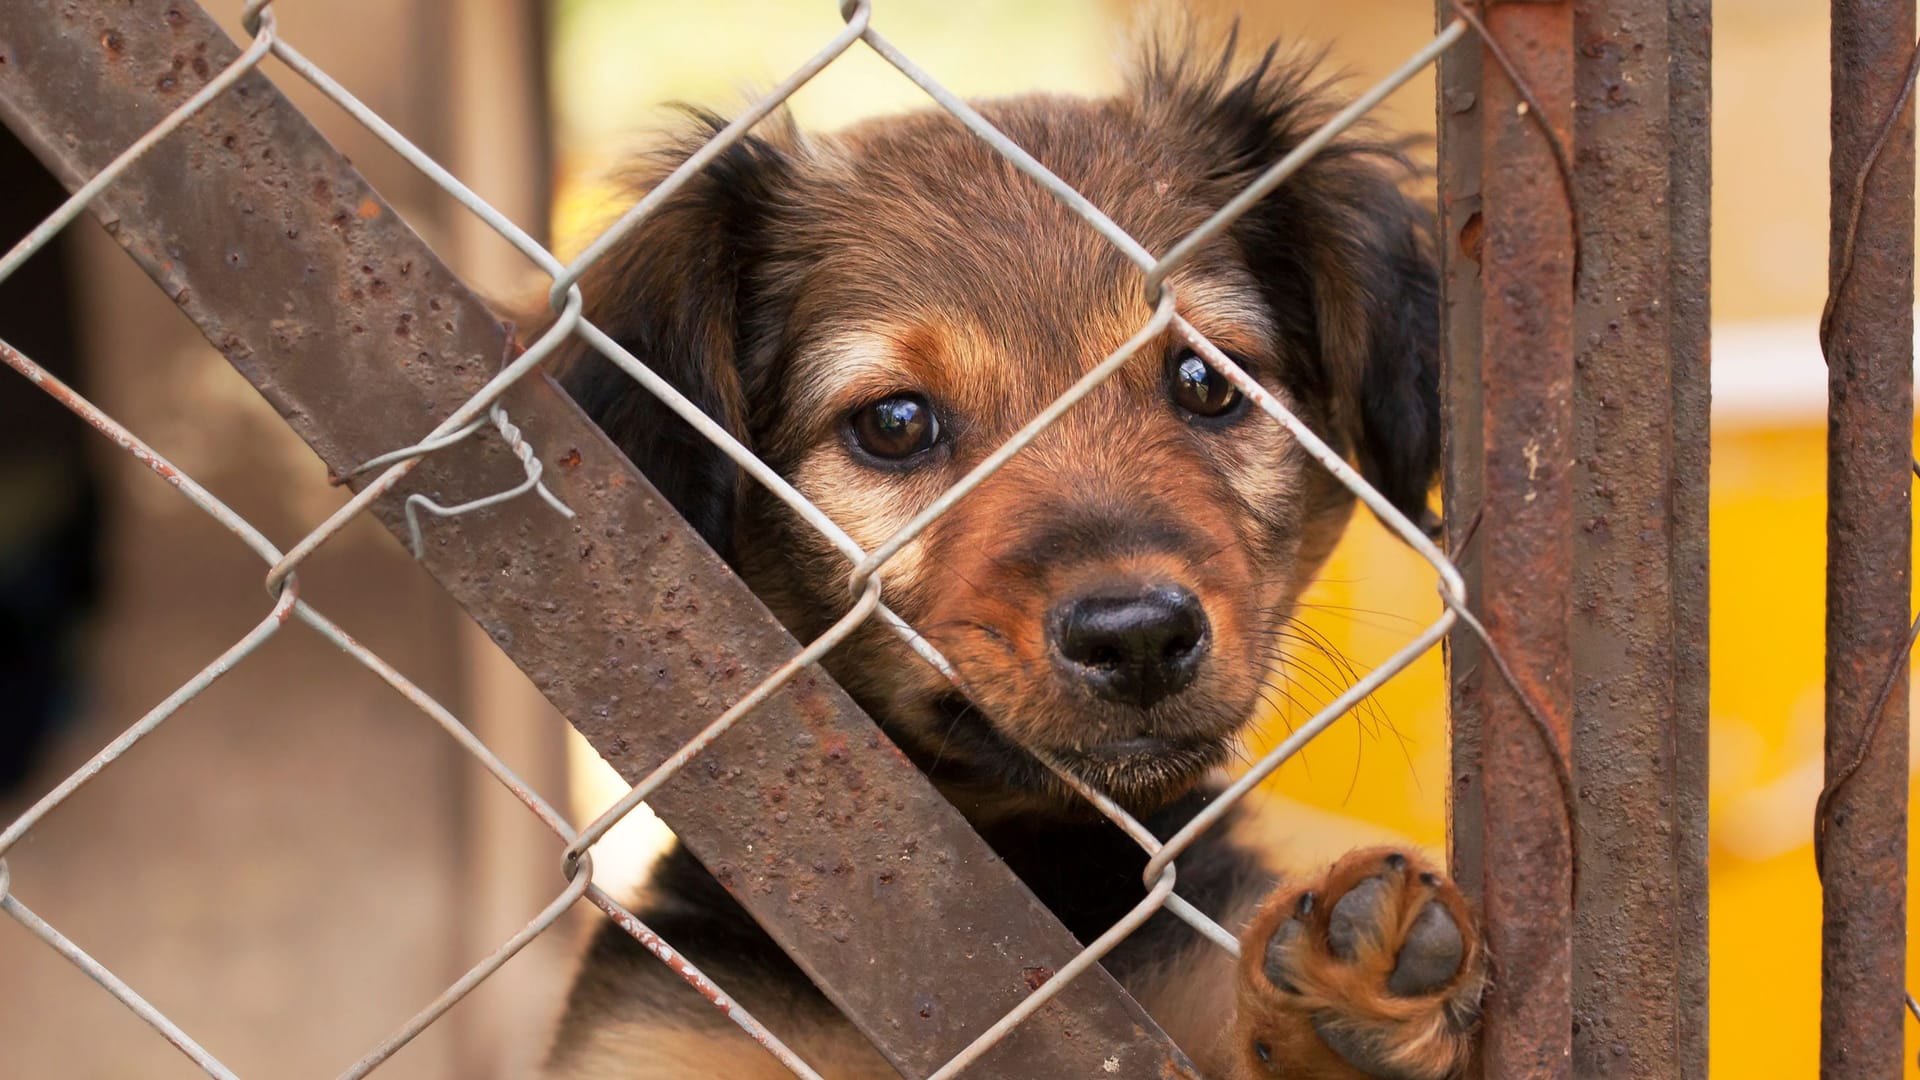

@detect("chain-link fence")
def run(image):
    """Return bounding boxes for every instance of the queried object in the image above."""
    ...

[0,1,1715,1077]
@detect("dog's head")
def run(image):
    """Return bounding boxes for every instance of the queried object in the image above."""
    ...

[561,36,1439,820]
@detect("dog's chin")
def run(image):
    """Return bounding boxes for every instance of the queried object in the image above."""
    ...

[1044,736,1232,807]
[907,693,1233,820]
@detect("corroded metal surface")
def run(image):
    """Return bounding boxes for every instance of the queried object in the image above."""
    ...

[1437,1,1489,920]
[1821,0,1914,1075]
[1669,0,1713,1068]
[0,4,1195,1077]
[1568,0,1711,1073]
[1444,1,1715,1072]
[1441,2,1578,1076]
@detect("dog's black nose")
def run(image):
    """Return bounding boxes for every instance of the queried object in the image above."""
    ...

[1049,585,1209,708]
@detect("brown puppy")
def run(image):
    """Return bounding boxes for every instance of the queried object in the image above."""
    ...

[545,27,1483,1080]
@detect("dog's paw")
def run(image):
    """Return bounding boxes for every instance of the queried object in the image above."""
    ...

[1230,848,1483,1080]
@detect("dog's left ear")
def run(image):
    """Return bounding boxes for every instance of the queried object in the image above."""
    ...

[1139,37,1442,530]
[1266,152,1441,534]
[548,111,798,564]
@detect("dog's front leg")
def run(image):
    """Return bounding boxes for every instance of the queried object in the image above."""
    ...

[1226,848,1485,1079]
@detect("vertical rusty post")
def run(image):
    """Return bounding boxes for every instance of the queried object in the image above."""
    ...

[1567,0,1712,1070]
[1438,4,1488,916]
[1440,3,1577,1076]
[1823,0,1914,1073]
[1667,0,1713,1067]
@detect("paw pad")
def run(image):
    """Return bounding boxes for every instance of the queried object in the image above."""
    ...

[1388,900,1466,997]
[1263,902,1308,993]
[1237,848,1483,1080]
[1327,873,1394,961]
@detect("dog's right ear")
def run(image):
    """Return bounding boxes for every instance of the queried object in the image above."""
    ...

[553,112,796,563]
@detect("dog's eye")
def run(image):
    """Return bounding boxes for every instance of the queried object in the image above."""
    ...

[850,394,941,460]
[1169,351,1244,419]
[1252,1040,1273,1065]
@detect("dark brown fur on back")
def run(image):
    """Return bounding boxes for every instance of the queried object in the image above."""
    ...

[547,26,1474,1080]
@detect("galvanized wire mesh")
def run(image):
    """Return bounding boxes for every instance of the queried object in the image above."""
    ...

[0,2,1489,1075]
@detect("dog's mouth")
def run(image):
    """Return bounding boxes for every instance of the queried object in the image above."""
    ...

[917,692,1230,813]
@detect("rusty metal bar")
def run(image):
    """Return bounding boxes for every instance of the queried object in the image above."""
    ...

[0,4,1196,1077]
[1567,0,1710,1072]
[1822,0,1914,1072]
[1667,0,1713,1067]
[1437,0,1488,916]
[1441,2,1577,1076]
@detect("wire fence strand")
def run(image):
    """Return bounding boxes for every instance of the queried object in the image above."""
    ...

[0,3,1512,1076]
